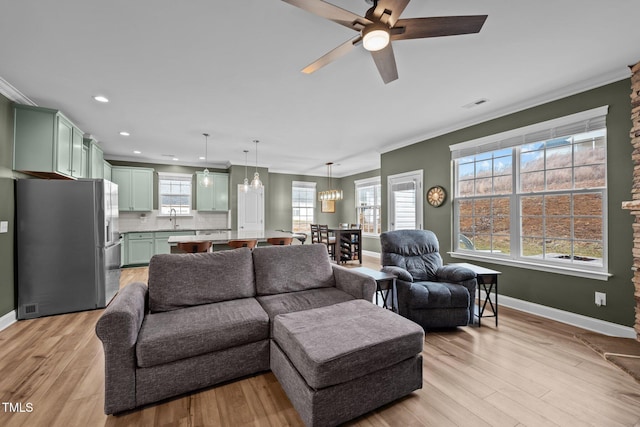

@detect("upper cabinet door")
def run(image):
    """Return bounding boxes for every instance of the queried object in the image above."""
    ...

[213,173,229,211]
[56,116,73,177]
[131,168,153,211]
[71,127,84,178]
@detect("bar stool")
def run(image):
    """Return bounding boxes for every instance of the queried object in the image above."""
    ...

[177,241,212,253]
[267,237,293,245]
[228,239,258,249]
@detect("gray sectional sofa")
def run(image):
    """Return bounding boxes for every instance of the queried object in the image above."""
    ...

[96,243,423,425]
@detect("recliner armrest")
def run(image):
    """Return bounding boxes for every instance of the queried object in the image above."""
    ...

[382,266,413,282]
[436,265,476,283]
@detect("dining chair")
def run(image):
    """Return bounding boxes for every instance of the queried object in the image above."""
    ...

[318,224,336,259]
[228,239,258,249]
[267,237,293,245]
[177,241,212,253]
[310,224,320,244]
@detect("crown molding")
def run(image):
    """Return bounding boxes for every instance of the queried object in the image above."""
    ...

[0,76,35,105]
[381,67,631,156]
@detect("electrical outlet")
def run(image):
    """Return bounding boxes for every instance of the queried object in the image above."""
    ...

[595,292,606,307]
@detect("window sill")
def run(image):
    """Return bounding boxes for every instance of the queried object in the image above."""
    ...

[448,251,611,281]
[157,214,193,218]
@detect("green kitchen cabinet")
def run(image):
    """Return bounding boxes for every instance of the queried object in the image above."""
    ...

[85,137,105,179]
[72,127,84,178]
[111,166,154,211]
[125,232,154,265]
[196,171,229,211]
[13,104,85,179]
[103,161,112,181]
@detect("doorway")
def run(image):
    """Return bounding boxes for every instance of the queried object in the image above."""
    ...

[237,185,264,232]
[387,170,423,231]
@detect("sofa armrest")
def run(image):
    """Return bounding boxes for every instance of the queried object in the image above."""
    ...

[332,265,376,301]
[436,265,476,283]
[95,281,148,414]
[382,265,413,282]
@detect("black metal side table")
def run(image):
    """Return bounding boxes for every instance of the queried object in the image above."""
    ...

[453,263,501,327]
[351,267,397,311]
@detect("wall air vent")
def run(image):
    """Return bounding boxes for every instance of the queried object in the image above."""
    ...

[23,303,38,315]
[462,98,489,109]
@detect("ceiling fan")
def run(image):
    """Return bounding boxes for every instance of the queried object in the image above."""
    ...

[282,0,487,84]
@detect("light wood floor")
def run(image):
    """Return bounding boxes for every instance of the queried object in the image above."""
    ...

[1,255,640,426]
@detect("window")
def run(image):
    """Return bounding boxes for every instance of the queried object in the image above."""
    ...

[451,106,608,279]
[355,177,381,235]
[158,173,192,215]
[292,181,316,233]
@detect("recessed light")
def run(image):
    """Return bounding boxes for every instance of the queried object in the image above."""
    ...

[199,156,205,160]
[93,95,109,103]
[119,131,130,136]
[172,157,179,161]
[133,150,141,154]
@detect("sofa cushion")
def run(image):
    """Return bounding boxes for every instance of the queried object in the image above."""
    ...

[148,248,255,313]
[136,297,269,368]
[272,300,424,389]
[252,244,335,296]
[257,287,355,334]
[407,281,470,309]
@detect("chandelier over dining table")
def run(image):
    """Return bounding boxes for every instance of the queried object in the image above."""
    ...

[318,162,343,201]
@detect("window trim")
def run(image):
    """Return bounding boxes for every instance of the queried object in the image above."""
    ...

[450,107,610,280]
[157,172,192,216]
[355,176,382,236]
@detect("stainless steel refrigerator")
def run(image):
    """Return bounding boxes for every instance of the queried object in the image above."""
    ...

[16,179,121,319]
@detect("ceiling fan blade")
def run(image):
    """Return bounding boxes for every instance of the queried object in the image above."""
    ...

[370,43,398,84]
[282,0,371,31]
[302,36,362,74]
[372,0,410,27]
[391,15,488,40]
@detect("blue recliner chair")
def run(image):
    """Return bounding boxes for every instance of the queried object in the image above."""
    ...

[380,230,477,329]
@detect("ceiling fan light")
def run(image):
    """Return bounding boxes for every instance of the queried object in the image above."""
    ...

[362,26,390,51]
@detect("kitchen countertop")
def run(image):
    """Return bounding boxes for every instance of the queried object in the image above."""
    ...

[167,230,303,245]
[120,228,231,235]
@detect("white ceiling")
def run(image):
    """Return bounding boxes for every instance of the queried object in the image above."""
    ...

[1,0,639,177]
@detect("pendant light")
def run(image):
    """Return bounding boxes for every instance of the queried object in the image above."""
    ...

[242,149,250,193]
[250,139,263,190]
[318,162,343,201]
[201,133,211,187]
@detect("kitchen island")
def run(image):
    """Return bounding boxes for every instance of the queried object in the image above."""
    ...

[167,230,305,251]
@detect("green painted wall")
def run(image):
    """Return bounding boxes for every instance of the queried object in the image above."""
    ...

[0,94,15,317]
[381,79,634,327]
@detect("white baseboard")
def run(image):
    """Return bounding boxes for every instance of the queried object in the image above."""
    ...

[481,290,636,338]
[362,250,380,259]
[0,310,17,332]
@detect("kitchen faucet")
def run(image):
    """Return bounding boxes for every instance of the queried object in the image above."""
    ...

[170,208,178,230]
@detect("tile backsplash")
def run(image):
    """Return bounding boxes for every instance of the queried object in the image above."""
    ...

[118,210,230,233]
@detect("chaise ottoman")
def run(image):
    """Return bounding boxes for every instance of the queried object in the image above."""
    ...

[270,299,424,427]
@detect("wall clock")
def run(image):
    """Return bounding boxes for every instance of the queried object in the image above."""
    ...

[427,186,446,207]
